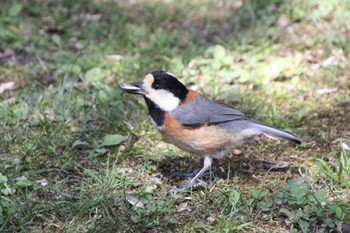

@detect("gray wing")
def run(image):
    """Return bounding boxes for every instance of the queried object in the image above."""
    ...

[171,95,302,144]
[171,95,250,128]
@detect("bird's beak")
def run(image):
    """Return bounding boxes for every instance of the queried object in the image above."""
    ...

[120,82,148,95]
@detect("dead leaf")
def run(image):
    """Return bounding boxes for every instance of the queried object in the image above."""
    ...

[233,149,242,155]
[177,202,188,212]
[126,195,145,208]
[105,54,123,61]
[341,142,350,151]
[0,82,17,94]
[207,216,215,223]
[316,88,337,95]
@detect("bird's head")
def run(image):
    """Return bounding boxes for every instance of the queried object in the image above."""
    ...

[121,71,189,112]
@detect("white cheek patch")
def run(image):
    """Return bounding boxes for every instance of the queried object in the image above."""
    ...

[142,73,181,112]
[145,89,180,112]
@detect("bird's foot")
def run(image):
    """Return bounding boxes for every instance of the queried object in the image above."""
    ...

[168,181,208,195]
[170,168,212,179]
[263,161,289,170]
[168,156,213,195]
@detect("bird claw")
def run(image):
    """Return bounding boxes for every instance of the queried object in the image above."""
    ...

[168,181,208,195]
[168,187,185,196]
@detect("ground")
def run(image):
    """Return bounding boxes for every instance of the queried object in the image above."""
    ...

[1,0,350,232]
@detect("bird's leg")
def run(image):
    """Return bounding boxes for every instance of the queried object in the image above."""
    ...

[169,156,212,195]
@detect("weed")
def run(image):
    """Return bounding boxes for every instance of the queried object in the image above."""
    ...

[317,143,350,188]
[250,177,348,232]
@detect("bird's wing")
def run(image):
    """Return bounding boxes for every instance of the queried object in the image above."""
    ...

[171,95,302,144]
[171,95,249,128]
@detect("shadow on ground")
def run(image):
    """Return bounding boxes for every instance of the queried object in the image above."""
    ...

[157,142,302,185]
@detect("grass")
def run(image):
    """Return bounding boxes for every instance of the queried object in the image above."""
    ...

[1,0,350,232]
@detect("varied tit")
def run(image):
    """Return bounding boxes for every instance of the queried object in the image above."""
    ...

[121,70,302,194]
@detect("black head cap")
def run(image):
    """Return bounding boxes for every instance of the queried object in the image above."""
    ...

[150,70,189,101]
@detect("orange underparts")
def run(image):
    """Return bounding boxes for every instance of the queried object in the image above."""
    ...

[162,112,237,156]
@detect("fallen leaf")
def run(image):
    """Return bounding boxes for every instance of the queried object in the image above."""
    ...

[72,140,89,149]
[105,54,123,61]
[126,195,145,208]
[316,88,337,95]
[0,81,16,94]
[36,179,48,187]
[207,216,215,223]
[101,134,124,147]
[341,143,350,151]
[177,202,188,212]
[15,177,33,188]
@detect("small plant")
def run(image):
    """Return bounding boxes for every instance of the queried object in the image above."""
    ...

[251,178,344,232]
[317,143,350,188]
[72,133,124,160]
[0,173,19,226]
[129,194,177,230]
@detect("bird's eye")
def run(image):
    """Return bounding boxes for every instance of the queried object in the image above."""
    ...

[153,82,160,89]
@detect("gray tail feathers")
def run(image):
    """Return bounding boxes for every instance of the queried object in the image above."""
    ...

[253,123,302,144]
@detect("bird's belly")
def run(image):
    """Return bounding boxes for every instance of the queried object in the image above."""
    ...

[159,124,244,157]
[158,113,249,157]
[161,133,199,153]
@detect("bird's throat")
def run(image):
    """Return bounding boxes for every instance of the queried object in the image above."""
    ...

[144,97,165,127]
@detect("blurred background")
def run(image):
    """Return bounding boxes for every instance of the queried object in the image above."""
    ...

[1,0,350,232]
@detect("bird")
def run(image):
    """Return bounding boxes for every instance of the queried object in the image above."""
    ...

[121,70,302,194]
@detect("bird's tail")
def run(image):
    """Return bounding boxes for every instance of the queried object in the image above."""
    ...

[252,122,302,144]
